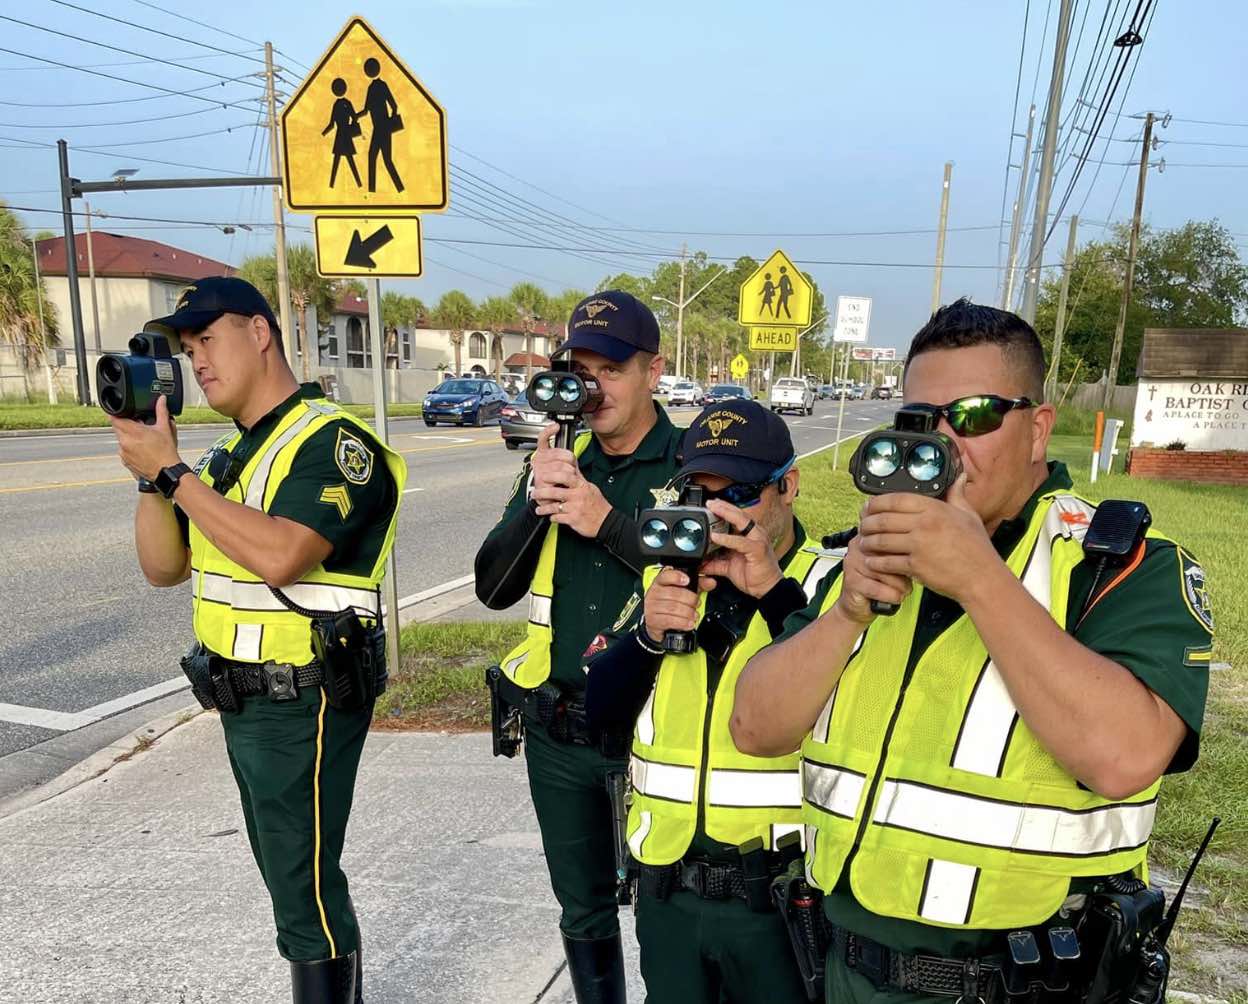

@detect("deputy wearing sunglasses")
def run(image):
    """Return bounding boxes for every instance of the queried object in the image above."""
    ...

[584,399,840,1004]
[733,299,1212,1004]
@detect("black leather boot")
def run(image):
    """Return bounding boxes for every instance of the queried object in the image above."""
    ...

[562,933,626,1004]
[290,952,358,1004]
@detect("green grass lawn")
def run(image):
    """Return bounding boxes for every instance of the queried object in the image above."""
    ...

[0,400,423,430]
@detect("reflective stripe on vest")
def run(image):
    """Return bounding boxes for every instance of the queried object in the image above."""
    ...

[801,493,1166,930]
[627,544,834,865]
[188,400,406,664]
[498,432,593,688]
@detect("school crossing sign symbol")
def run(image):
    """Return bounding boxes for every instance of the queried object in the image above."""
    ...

[738,250,812,329]
[281,17,448,212]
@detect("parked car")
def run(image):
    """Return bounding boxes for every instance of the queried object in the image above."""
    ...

[423,378,509,427]
[668,381,704,407]
[770,377,815,415]
[703,384,752,405]
[656,374,679,397]
[850,384,867,400]
[869,385,894,400]
[817,384,836,400]
[499,392,548,450]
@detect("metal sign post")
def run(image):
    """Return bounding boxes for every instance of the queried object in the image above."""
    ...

[367,277,402,675]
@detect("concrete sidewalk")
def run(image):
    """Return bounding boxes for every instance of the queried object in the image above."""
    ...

[0,715,643,1004]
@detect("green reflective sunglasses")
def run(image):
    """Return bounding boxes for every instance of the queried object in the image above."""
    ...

[913,394,1036,437]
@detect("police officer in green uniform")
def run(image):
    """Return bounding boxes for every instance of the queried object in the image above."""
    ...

[475,291,683,1002]
[584,400,838,1003]
[108,277,403,1004]
[733,300,1212,1004]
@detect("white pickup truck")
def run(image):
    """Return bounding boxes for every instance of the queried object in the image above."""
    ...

[770,377,814,415]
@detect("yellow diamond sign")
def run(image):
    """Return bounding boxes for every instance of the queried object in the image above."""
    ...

[730,353,749,380]
[738,249,812,328]
[314,215,423,277]
[281,17,447,212]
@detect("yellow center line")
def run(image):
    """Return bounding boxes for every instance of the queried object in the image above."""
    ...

[0,476,133,494]
[395,438,501,456]
[0,452,118,468]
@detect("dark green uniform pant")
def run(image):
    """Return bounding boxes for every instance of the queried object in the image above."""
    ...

[524,720,625,939]
[637,889,809,1004]
[220,684,373,962]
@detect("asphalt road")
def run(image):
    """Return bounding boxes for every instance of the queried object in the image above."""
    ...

[0,397,894,764]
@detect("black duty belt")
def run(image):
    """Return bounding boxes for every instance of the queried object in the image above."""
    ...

[219,659,325,697]
[181,647,324,713]
[640,859,750,903]
[835,927,1007,1002]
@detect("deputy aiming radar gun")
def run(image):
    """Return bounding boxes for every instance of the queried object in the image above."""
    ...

[636,483,728,654]
[525,362,603,451]
[848,404,962,616]
[96,332,185,424]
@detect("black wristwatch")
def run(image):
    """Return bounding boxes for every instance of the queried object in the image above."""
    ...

[153,462,193,500]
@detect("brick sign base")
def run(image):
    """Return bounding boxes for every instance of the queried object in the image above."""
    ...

[1127,448,1248,486]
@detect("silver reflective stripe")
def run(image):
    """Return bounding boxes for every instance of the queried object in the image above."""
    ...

[873,780,1157,857]
[919,859,979,925]
[628,809,654,859]
[503,652,527,678]
[950,496,1096,776]
[802,760,866,819]
[631,755,696,804]
[198,573,377,614]
[707,767,802,808]
[244,408,322,509]
[804,825,818,886]
[813,633,862,744]
[636,690,656,746]
[529,593,552,627]
[232,623,262,661]
[802,555,843,600]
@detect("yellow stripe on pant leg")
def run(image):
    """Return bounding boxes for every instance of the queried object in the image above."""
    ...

[313,688,338,958]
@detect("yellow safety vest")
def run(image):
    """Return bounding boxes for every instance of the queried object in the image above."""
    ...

[628,543,842,865]
[188,398,406,664]
[499,431,593,689]
[802,492,1164,930]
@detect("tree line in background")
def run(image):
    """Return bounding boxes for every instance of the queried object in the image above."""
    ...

[2,201,1245,394]
[1033,219,1248,389]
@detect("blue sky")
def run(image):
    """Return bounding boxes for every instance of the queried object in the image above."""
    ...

[2,0,1245,349]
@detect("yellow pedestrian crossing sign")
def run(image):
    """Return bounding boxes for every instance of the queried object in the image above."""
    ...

[281,17,448,212]
[730,353,749,380]
[738,250,812,328]
[314,215,423,277]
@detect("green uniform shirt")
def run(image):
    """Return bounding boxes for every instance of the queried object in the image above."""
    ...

[182,384,397,576]
[483,404,684,691]
[775,462,1213,957]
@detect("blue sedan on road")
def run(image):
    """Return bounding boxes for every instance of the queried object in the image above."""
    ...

[423,378,510,427]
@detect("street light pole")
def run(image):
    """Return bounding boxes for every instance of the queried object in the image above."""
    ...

[652,261,727,383]
[83,200,102,355]
[57,139,91,406]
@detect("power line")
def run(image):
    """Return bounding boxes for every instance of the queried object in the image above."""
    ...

[1164,115,1248,129]
[0,15,267,89]
[0,49,261,72]
[129,0,266,51]
[0,45,260,107]
[0,136,261,175]
[42,0,268,66]
[0,101,259,128]
[0,78,247,109]
[438,214,1004,239]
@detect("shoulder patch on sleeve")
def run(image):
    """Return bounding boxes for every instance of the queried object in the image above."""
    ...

[334,426,374,485]
[1178,548,1214,634]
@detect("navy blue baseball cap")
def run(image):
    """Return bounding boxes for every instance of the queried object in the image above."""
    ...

[145,276,280,351]
[677,399,796,484]
[554,290,661,362]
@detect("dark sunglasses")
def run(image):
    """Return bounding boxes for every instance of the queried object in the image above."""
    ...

[699,456,796,509]
[911,395,1036,438]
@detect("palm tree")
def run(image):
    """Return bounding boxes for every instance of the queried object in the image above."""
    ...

[0,207,59,398]
[479,295,519,381]
[432,290,477,378]
[237,244,337,381]
[508,282,548,383]
[381,291,425,369]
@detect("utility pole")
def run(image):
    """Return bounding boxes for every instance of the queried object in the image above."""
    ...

[1001,105,1036,310]
[83,200,102,354]
[366,278,401,677]
[264,42,297,376]
[676,243,687,378]
[1105,113,1155,410]
[930,161,952,315]
[30,237,56,404]
[1020,0,1075,324]
[57,140,90,405]
[1046,214,1078,402]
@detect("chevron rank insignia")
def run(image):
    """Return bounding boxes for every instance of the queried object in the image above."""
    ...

[319,484,353,521]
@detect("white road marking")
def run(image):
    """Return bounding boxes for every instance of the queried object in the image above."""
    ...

[394,572,476,610]
[77,676,190,720]
[0,675,191,732]
[797,426,883,461]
